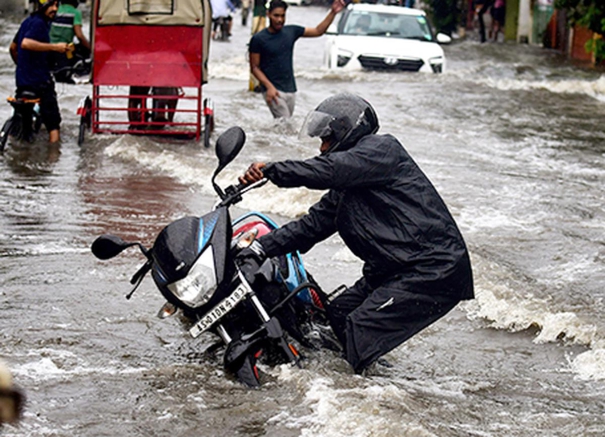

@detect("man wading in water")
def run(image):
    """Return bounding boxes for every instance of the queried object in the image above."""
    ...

[238,93,474,373]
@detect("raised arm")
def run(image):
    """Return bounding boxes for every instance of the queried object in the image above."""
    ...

[303,0,345,37]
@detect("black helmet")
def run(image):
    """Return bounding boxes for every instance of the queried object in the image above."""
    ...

[300,93,379,155]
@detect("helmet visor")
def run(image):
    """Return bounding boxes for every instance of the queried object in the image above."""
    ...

[298,110,335,140]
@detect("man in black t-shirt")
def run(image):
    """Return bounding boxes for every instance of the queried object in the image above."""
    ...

[249,0,345,119]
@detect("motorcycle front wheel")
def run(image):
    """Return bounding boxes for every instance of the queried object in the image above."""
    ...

[0,117,14,152]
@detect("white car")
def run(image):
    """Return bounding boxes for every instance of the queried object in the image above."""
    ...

[324,4,451,73]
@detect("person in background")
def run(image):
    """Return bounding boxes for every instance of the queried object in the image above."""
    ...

[238,93,474,374]
[210,0,236,40]
[475,0,494,43]
[49,0,91,83]
[351,14,371,35]
[128,86,151,130]
[0,359,24,427]
[241,0,251,26]
[490,0,505,42]
[9,0,72,143]
[248,0,346,119]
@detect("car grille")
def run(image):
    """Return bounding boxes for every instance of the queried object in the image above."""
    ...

[358,55,424,72]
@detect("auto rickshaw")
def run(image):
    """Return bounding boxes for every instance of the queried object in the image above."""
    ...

[78,0,214,147]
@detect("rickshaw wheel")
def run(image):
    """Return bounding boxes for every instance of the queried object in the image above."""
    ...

[78,120,86,146]
[203,113,214,149]
[78,96,92,147]
[203,98,214,149]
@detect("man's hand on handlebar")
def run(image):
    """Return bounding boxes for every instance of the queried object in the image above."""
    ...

[239,162,266,185]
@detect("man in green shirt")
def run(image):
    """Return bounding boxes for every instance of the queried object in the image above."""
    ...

[49,0,90,83]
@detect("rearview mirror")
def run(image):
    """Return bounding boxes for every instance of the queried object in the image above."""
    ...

[91,234,138,260]
[215,126,246,172]
[436,33,452,44]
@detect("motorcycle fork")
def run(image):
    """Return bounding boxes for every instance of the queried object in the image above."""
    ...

[237,270,301,366]
[216,324,232,344]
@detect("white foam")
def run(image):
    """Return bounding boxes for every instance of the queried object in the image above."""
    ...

[13,352,149,382]
[268,375,436,437]
[238,184,322,218]
[465,275,599,344]
[464,254,605,380]
[209,57,250,81]
[104,136,214,191]
[456,204,547,238]
[533,253,601,289]
[482,74,605,103]
[569,343,605,380]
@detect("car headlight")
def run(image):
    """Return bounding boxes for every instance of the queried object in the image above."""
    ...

[429,56,444,73]
[167,246,217,308]
[336,49,353,67]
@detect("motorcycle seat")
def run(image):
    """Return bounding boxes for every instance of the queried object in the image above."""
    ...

[8,91,40,105]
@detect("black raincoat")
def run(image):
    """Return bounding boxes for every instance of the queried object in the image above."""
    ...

[258,133,474,372]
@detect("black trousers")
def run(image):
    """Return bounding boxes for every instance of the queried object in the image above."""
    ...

[326,274,459,373]
[477,0,495,43]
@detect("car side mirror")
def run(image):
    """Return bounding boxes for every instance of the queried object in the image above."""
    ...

[436,33,452,44]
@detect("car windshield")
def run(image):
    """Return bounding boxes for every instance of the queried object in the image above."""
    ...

[342,11,433,41]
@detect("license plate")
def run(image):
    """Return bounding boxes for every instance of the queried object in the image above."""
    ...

[189,283,249,338]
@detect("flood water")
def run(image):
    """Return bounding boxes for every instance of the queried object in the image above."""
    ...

[1,5,605,437]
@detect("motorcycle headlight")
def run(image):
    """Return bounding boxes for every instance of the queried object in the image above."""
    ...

[167,247,217,308]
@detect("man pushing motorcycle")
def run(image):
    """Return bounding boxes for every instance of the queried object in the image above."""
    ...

[239,93,474,374]
[9,0,72,143]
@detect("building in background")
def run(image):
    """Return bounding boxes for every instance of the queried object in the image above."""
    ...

[464,0,602,66]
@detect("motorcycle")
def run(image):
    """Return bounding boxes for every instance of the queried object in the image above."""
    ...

[1,59,91,152]
[91,126,338,386]
[0,90,42,152]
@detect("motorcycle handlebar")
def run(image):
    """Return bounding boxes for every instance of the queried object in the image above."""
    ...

[233,182,248,192]
[216,178,268,208]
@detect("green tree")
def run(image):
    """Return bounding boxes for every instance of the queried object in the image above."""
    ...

[430,0,459,36]
[555,0,605,62]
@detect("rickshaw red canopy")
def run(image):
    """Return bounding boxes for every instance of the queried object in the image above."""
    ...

[86,0,213,142]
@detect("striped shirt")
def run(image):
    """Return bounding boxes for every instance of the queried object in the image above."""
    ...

[49,4,82,44]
